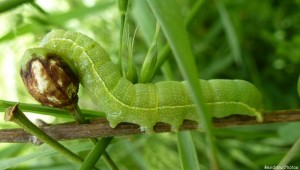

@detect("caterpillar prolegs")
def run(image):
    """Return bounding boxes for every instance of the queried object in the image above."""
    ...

[21,30,263,131]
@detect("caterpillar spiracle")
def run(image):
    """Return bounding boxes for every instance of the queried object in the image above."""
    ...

[21,30,263,131]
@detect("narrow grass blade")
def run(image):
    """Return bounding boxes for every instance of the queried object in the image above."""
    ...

[0,100,105,118]
[215,0,243,66]
[124,27,138,83]
[147,0,219,169]
[118,0,129,74]
[277,137,300,167]
[178,132,200,170]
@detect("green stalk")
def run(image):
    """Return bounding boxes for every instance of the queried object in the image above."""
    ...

[4,104,84,166]
[80,137,113,170]
[177,132,200,170]
[69,104,88,124]
[0,100,105,118]
[69,104,117,170]
[118,0,129,74]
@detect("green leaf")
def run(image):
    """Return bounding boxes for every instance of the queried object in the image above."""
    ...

[146,0,218,168]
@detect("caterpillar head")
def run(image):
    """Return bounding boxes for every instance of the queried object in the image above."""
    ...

[20,48,79,110]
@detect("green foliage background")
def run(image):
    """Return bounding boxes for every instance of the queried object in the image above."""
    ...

[0,0,299,169]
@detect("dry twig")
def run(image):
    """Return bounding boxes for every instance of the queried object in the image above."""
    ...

[1,110,300,144]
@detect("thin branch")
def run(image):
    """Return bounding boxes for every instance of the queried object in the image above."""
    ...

[1,110,300,144]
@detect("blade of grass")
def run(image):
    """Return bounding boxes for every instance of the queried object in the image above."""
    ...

[193,20,223,55]
[4,105,85,166]
[117,0,128,73]
[133,0,206,77]
[215,0,243,66]
[146,0,219,169]
[0,100,105,118]
[124,26,138,83]
[160,61,174,81]
[277,137,300,167]
[132,0,156,46]
[178,132,200,170]
[184,0,205,27]
[161,50,200,170]
[70,105,117,170]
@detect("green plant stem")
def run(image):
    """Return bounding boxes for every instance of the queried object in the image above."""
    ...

[118,0,129,74]
[80,137,113,170]
[4,104,84,166]
[69,104,88,124]
[177,132,200,170]
[69,104,118,170]
[0,100,105,118]
[276,137,300,167]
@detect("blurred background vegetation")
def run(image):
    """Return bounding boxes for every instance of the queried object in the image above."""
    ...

[0,0,300,169]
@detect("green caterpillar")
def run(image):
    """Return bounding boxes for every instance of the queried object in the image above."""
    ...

[21,30,263,131]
